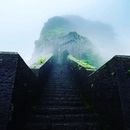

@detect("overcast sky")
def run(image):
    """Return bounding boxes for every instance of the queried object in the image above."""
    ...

[0,0,129,62]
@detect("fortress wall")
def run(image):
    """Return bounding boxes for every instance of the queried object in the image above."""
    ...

[0,52,37,130]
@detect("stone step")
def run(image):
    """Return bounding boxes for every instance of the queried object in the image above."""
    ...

[40,101,84,107]
[32,97,84,106]
[27,121,100,130]
[31,106,90,115]
[43,88,80,92]
[25,64,102,130]
[41,96,81,101]
[44,87,78,89]
[41,93,81,97]
[41,96,81,100]
[42,97,81,101]
[46,85,74,87]
[29,113,99,123]
[44,90,80,96]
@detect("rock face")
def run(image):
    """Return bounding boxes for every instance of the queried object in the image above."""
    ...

[33,16,107,67]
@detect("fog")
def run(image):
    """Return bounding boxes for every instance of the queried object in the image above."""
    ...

[0,0,129,64]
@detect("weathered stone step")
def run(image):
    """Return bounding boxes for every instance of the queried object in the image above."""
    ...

[44,86,77,89]
[40,100,84,106]
[47,83,75,85]
[31,106,90,115]
[41,96,81,100]
[32,103,86,109]
[43,89,80,93]
[43,88,80,91]
[27,122,100,130]
[41,93,81,97]
[29,113,99,123]
[33,98,82,106]
[25,63,103,130]
[41,95,81,99]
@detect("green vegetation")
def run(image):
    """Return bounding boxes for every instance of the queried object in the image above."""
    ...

[31,56,46,69]
[68,55,96,70]
[38,57,46,65]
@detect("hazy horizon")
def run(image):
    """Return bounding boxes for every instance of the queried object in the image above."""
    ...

[0,0,129,63]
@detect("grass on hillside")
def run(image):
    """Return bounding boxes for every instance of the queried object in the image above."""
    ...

[68,55,96,70]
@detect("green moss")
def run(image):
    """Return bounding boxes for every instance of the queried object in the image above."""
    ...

[68,55,96,70]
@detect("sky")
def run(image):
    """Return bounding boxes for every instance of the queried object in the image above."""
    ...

[0,0,130,63]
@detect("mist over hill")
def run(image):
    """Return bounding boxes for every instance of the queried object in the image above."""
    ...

[32,15,116,67]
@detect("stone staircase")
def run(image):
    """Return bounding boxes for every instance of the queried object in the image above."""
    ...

[1,53,130,130]
[25,63,103,130]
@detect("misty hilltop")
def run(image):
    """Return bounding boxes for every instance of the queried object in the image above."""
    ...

[33,15,116,67]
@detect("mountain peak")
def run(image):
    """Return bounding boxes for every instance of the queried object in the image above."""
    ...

[67,32,81,39]
[33,15,106,67]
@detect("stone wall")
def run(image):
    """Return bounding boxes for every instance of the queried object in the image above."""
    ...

[39,56,54,85]
[68,55,130,130]
[0,52,18,130]
[68,57,94,89]
[0,52,38,130]
[85,56,130,130]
